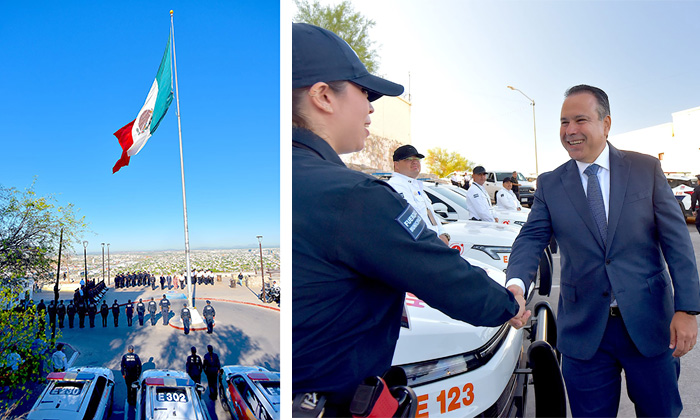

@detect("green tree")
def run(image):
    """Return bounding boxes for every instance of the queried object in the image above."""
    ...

[1,287,56,412]
[294,0,379,73]
[424,147,475,178]
[1,180,86,288]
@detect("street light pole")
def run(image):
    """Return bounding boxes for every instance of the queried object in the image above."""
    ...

[507,85,539,176]
[101,242,105,283]
[257,235,266,302]
[82,241,89,285]
[107,243,110,286]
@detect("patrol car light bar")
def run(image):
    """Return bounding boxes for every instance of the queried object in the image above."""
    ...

[471,245,512,260]
[47,372,95,381]
[398,324,510,387]
[144,377,194,387]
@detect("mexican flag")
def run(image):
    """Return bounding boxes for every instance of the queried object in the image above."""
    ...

[112,33,174,173]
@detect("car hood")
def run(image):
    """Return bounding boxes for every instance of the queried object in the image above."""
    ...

[443,221,520,249]
[392,258,507,365]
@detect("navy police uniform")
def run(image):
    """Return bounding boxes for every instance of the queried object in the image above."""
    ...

[292,127,520,411]
[202,302,215,334]
[160,297,170,325]
[136,300,146,326]
[181,305,192,335]
[148,300,158,325]
[125,300,134,326]
[121,350,142,405]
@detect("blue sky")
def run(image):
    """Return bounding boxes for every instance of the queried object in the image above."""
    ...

[294,0,700,175]
[1,1,280,252]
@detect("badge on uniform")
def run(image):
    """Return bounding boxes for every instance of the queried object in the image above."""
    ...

[396,205,425,241]
[473,194,479,198]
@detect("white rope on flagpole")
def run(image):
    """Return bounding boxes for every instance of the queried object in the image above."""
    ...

[170,10,194,308]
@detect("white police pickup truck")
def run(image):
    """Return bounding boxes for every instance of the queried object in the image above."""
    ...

[392,258,565,418]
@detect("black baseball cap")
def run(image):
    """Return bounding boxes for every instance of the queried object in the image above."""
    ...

[393,145,425,161]
[473,166,486,175]
[502,176,512,183]
[293,23,404,102]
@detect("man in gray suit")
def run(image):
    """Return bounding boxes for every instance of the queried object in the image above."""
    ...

[506,85,700,417]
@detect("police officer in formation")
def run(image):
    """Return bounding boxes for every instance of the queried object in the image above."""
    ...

[159,295,170,325]
[125,299,134,327]
[77,300,87,328]
[136,298,146,326]
[203,345,221,400]
[112,299,120,327]
[66,300,76,328]
[181,303,192,335]
[185,346,203,384]
[87,300,97,328]
[47,300,57,330]
[148,298,158,326]
[202,300,216,334]
[121,345,142,406]
[100,300,109,327]
[160,275,166,290]
[57,300,66,329]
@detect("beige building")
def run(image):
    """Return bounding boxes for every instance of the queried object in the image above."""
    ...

[341,95,412,172]
[610,106,700,175]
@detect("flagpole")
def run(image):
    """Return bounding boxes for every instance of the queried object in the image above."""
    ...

[170,10,194,309]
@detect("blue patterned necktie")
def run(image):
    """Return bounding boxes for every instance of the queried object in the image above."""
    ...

[584,164,607,247]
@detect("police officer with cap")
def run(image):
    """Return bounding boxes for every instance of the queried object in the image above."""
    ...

[148,297,158,326]
[185,346,203,384]
[111,299,120,327]
[180,303,192,335]
[496,177,522,211]
[292,22,528,416]
[136,298,146,326]
[100,300,109,327]
[159,294,170,326]
[121,345,142,405]
[202,300,216,334]
[388,145,450,245]
[66,300,76,328]
[466,165,498,222]
[56,300,66,329]
[125,299,134,327]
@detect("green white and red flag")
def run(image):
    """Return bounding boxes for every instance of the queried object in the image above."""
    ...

[112,33,173,173]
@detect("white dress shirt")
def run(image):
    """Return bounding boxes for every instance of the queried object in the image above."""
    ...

[496,188,521,211]
[506,144,611,296]
[387,172,446,237]
[466,182,496,222]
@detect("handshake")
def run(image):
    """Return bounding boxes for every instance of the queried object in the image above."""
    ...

[507,285,531,329]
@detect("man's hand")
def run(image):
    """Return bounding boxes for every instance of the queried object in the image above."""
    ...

[439,234,450,246]
[507,285,531,329]
[670,311,697,357]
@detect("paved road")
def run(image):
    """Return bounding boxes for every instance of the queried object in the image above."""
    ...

[525,223,700,417]
[19,281,280,419]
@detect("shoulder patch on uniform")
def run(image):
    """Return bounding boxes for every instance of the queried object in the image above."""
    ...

[396,205,425,241]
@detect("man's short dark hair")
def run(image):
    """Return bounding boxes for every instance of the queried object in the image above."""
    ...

[565,84,610,120]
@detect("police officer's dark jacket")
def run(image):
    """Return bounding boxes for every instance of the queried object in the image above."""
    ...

[292,127,520,407]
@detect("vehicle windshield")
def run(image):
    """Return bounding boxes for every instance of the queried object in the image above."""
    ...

[429,185,469,209]
[495,172,513,181]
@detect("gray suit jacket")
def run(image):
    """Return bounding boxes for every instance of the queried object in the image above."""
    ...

[507,143,700,360]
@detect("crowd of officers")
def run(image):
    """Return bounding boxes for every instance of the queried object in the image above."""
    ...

[14,294,216,335]
[113,269,217,290]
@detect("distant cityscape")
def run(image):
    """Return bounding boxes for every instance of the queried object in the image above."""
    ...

[56,248,280,282]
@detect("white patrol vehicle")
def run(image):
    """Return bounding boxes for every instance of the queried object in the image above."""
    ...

[666,174,697,219]
[482,171,536,207]
[23,367,114,420]
[392,258,566,418]
[132,369,210,420]
[219,366,280,420]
